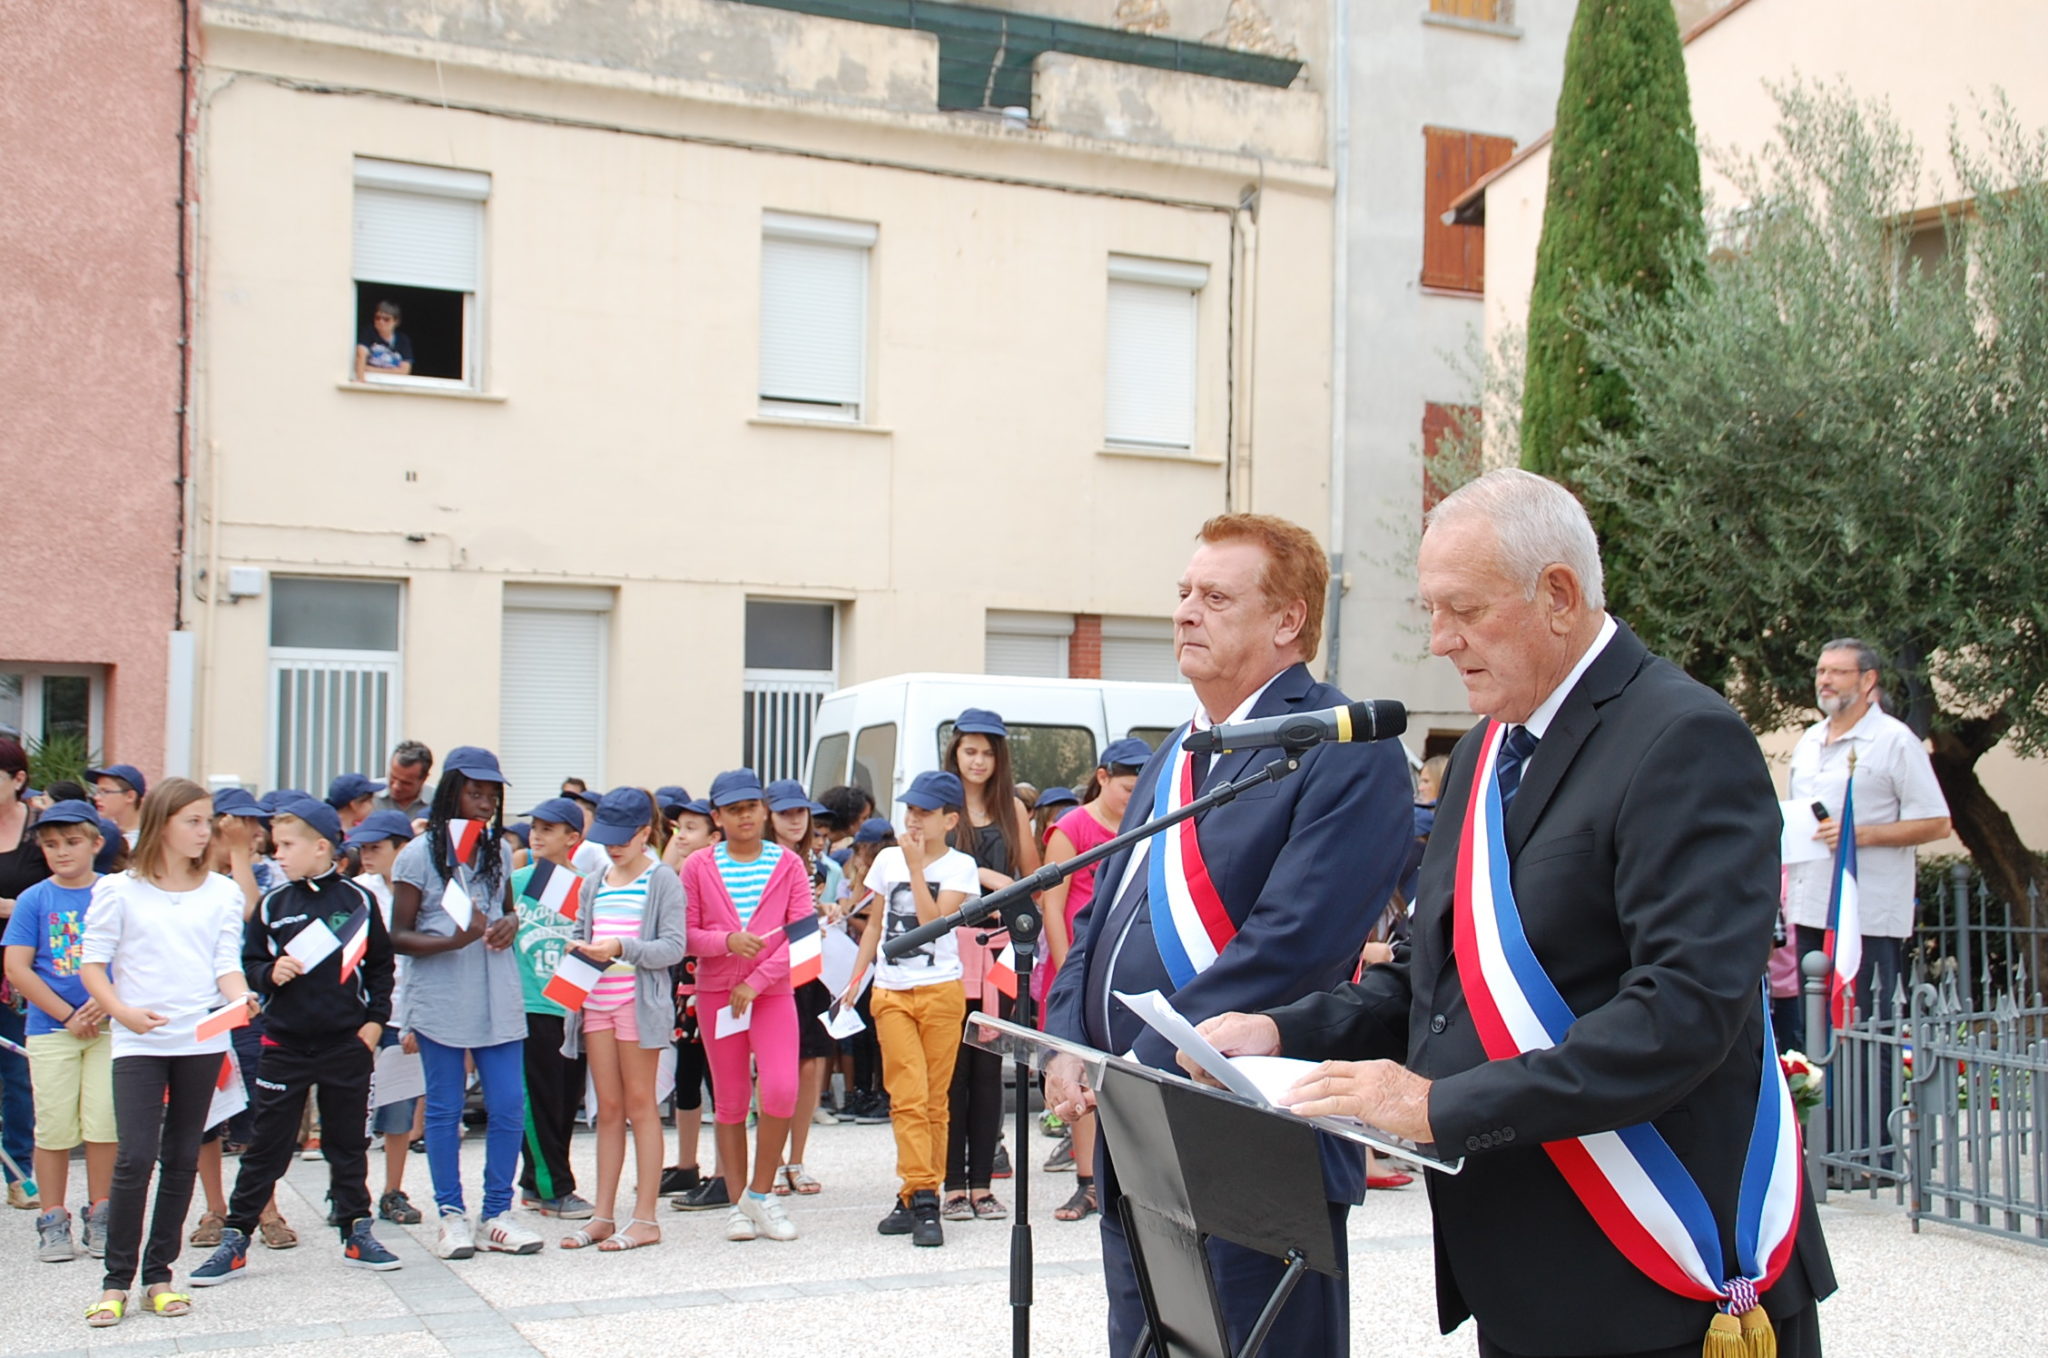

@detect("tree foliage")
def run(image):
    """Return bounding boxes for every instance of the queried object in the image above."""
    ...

[1575,83,2048,908]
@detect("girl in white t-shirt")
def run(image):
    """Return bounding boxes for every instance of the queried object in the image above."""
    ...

[840,772,981,1248]
[79,779,257,1327]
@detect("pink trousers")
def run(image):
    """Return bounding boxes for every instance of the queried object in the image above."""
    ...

[698,989,798,1124]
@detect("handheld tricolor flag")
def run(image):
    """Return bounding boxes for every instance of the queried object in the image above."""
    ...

[787,915,823,988]
[523,858,583,922]
[336,904,372,982]
[444,818,486,866]
[196,997,253,1043]
[1822,772,1862,1027]
[542,951,606,1011]
[207,1047,248,1128]
[988,942,1018,1000]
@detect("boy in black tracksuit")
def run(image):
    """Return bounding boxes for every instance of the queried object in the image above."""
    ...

[191,798,402,1283]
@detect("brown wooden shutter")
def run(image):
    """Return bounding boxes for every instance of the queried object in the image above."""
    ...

[1422,128,1516,294]
[1422,401,1480,516]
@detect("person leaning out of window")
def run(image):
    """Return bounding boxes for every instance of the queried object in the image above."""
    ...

[354,301,412,381]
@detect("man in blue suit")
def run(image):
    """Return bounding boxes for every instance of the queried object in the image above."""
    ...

[1043,513,1412,1356]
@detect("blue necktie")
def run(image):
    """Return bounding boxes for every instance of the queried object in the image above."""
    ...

[1496,725,1540,813]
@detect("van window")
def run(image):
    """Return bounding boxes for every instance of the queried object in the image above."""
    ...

[1126,727,1175,754]
[938,721,1097,798]
[853,723,897,801]
[809,732,850,796]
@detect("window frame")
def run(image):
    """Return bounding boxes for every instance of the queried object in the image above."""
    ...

[0,662,108,758]
[265,575,406,794]
[351,157,490,392]
[1104,254,1209,454]
[758,211,878,425]
[1421,127,1515,295]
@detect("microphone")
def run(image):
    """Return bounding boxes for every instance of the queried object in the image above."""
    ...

[1180,700,1407,754]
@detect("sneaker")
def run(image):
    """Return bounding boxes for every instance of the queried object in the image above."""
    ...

[724,1205,756,1242]
[909,1189,944,1247]
[434,1210,476,1260]
[8,1180,40,1210]
[855,1093,892,1125]
[82,1199,108,1258]
[877,1198,915,1235]
[658,1166,701,1197]
[189,1226,251,1285]
[811,1103,840,1126]
[342,1218,402,1271]
[480,1212,545,1254]
[1044,1134,1076,1173]
[525,1193,595,1220]
[378,1190,423,1225]
[189,1210,226,1246]
[1040,1108,1066,1137]
[992,1141,1013,1179]
[35,1207,77,1263]
[941,1193,975,1222]
[739,1192,798,1242]
[299,1136,324,1162]
[671,1177,732,1211]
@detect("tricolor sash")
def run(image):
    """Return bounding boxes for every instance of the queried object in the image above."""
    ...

[1452,721,1802,1320]
[1146,723,1238,987]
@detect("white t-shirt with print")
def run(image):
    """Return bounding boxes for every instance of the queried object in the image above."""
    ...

[864,846,980,991]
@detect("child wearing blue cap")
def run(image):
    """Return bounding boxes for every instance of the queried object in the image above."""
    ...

[763,780,837,1196]
[840,770,982,1248]
[345,811,426,1225]
[507,798,592,1223]
[658,796,724,1204]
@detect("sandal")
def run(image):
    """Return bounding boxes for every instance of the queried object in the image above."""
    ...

[597,1217,660,1251]
[972,1193,1008,1220]
[146,1285,193,1317]
[771,1165,795,1197]
[257,1206,297,1250]
[188,1211,225,1246]
[941,1193,975,1221]
[786,1163,822,1196]
[560,1216,615,1249]
[86,1294,126,1328]
[1054,1180,1097,1222]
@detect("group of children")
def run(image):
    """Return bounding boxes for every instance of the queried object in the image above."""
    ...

[0,711,1165,1326]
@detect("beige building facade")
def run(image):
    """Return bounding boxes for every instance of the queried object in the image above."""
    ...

[187,0,1335,797]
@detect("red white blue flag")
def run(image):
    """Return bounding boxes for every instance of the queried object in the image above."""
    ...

[336,903,371,982]
[1453,721,1802,1316]
[1821,779,1862,1027]
[522,858,583,922]
[1146,725,1237,987]
[445,818,485,866]
[542,952,606,1011]
[988,942,1018,1000]
[787,914,823,988]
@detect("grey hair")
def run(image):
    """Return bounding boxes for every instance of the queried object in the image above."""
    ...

[1425,468,1607,610]
[1819,637,1884,707]
[391,739,434,771]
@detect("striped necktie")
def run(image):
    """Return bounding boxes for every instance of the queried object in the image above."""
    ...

[1496,725,1540,813]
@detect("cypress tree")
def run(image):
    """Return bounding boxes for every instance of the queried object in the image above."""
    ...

[1520,0,1703,531]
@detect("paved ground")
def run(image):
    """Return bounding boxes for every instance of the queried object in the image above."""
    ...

[3,1117,2044,1356]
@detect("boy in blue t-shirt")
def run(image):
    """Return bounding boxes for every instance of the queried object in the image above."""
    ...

[1,801,114,1262]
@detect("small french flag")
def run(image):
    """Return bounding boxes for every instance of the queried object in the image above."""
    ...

[542,951,606,1011]
[523,858,582,922]
[207,1048,247,1128]
[787,915,823,988]
[336,904,372,982]
[988,943,1018,1000]
[445,818,485,865]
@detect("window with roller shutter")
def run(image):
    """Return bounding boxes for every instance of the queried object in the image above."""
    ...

[759,213,876,422]
[1421,128,1515,295]
[351,158,488,387]
[499,586,610,797]
[1104,255,1208,452]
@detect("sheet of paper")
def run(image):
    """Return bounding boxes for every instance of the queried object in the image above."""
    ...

[715,1002,753,1039]
[821,999,867,1039]
[1230,1054,1325,1108]
[1779,799,1829,865]
[441,878,475,931]
[820,923,861,996]
[1112,989,1270,1105]
[283,918,341,970]
[372,1045,426,1107]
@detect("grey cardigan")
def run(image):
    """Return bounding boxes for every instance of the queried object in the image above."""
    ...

[558,859,688,1056]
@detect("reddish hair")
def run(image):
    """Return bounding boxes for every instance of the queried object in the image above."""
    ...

[1196,514,1330,663]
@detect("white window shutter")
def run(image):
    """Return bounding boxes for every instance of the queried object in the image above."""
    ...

[760,223,871,414]
[353,187,482,292]
[985,610,1073,678]
[1101,616,1181,682]
[1105,278,1200,450]
[499,606,606,795]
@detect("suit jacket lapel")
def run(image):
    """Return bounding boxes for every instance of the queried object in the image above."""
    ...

[1503,622,1650,853]
[1199,663,1318,799]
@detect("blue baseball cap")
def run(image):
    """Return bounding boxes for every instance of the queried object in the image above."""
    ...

[1100,737,1153,769]
[326,772,387,807]
[853,816,895,844]
[33,800,103,831]
[765,779,827,815]
[345,809,417,846]
[587,787,656,846]
[443,746,508,784]
[519,796,587,829]
[902,770,965,811]
[953,708,1008,738]
[708,768,767,808]
[679,798,713,819]
[86,764,147,796]
[1034,785,1080,811]
[273,796,344,849]
[564,785,601,808]
[211,787,271,822]
[258,789,311,813]
[504,821,531,847]
[655,785,693,817]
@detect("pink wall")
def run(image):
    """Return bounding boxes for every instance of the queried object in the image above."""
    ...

[0,0,189,773]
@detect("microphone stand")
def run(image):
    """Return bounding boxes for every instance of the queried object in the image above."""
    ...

[884,745,1314,1358]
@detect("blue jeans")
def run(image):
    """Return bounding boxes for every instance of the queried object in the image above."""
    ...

[0,1003,34,1184]
[417,1035,525,1220]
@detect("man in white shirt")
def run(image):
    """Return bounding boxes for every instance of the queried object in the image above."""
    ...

[1784,638,1950,1018]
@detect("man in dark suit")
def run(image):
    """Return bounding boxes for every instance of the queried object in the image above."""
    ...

[1043,513,1412,1355]
[1198,470,1836,1357]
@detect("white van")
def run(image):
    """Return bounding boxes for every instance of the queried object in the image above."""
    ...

[804,672,1194,814]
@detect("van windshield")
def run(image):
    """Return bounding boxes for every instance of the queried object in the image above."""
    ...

[937,721,1097,797]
